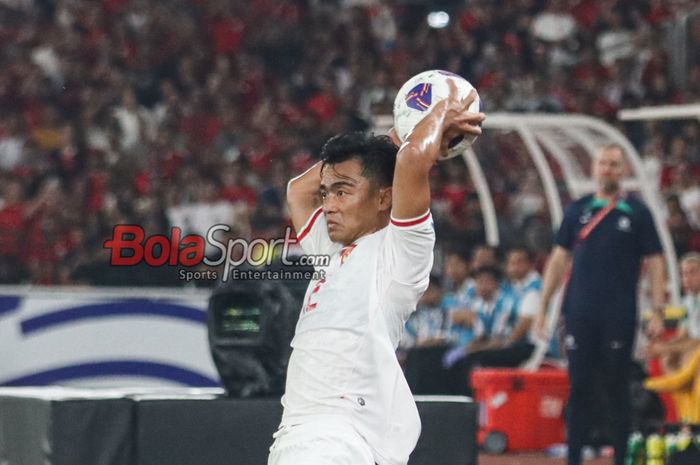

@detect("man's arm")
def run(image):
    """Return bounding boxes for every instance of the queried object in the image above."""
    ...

[534,246,571,337]
[287,161,323,233]
[646,253,667,337]
[644,331,699,359]
[391,81,484,220]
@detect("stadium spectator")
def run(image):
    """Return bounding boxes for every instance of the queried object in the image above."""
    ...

[0,0,697,285]
[442,248,477,355]
[444,247,544,395]
[644,252,700,423]
[443,265,520,395]
[503,247,542,341]
[666,194,694,257]
[400,275,451,394]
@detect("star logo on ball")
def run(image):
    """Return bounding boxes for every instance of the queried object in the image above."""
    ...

[405,83,432,111]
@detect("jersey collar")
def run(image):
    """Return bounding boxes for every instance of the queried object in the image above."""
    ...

[587,194,632,214]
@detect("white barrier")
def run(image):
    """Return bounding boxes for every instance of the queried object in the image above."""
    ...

[0,286,220,388]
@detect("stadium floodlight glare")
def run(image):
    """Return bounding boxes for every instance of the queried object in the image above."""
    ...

[427,11,450,29]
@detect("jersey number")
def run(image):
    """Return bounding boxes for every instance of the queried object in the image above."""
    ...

[303,278,326,313]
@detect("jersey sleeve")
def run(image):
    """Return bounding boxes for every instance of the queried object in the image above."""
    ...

[295,207,336,256]
[383,210,436,286]
[637,203,663,257]
[554,203,579,250]
[517,288,541,318]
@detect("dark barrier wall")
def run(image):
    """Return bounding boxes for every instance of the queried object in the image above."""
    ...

[0,391,477,465]
[0,395,134,465]
[136,398,284,465]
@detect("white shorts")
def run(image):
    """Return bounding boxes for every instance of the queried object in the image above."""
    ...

[267,418,374,465]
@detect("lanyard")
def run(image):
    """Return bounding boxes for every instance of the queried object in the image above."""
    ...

[563,196,620,285]
[577,198,618,244]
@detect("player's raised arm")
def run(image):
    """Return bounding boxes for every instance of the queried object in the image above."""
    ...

[287,161,323,233]
[390,81,485,220]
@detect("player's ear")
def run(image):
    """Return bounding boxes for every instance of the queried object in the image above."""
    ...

[378,186,392,212]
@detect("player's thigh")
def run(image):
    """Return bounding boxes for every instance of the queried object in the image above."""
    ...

[268,426,374,465]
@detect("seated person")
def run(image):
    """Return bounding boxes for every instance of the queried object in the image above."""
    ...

[443,265,531,396]
[399,275,450,394]
[501,246,562,362]
[442,249,476,351]
[400,275,448,350]
[502,247,540,344]
[644,253,700,422]
[444,245,503,353]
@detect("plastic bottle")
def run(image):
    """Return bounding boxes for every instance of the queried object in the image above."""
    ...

[645,432,664,465]
[665,432,677,460]
[625,432,644,465]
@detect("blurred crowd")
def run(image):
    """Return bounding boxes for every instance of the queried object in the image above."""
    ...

[0,0,699,285]
[398,244,550,396]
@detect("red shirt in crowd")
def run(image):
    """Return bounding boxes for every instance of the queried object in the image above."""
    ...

[0,203,25,258]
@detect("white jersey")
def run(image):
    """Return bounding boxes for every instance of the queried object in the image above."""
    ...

[281,207,435,465]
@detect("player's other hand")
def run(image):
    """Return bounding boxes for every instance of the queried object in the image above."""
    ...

[444,79,485,137]
[387,127,402,147]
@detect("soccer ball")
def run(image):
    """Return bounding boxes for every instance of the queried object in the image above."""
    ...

[393,70,482,160]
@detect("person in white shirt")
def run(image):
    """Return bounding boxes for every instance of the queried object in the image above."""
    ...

[268,82,484,465]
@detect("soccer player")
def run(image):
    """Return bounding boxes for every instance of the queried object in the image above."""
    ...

[534,144,666,465]
[267,82,484,465]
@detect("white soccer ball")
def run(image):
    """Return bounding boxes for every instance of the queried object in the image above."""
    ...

[393,70,482,160]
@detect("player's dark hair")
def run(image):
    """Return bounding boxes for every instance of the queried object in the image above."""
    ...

[320,132,397,189]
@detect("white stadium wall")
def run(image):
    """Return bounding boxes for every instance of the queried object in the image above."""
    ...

[0,286,220,388]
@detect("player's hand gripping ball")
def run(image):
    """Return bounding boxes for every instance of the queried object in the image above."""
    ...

[393,70,483,160]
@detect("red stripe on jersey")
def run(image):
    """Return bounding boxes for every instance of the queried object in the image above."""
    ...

[297,207,323,242]
[390,211,431,227]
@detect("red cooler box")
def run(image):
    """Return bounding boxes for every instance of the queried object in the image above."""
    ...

[471,368,569,453]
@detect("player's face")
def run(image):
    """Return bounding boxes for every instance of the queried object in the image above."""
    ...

[593,147,626,195]
[320,159,389,245]
[505,250,530,281]
[681,260,700,294]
